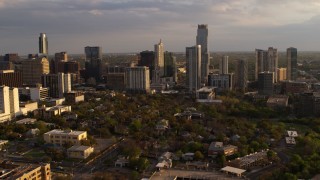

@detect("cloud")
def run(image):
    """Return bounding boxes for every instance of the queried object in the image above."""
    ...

[0,0,320,54]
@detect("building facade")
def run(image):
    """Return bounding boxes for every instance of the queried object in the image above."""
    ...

[39,33,48,55]
[186,45,201,92]
[255,47,278,82]
[0,70,23,87]
[125,66,150,93]
[234,59,248,92]
[208,74,233,91]
[154,40,164,84]
[287,47,298,81]
[85,46,103,81]
[258,72,274,95]
[43,129,87,146]
[196,24,210,84]
[277,68,287,82]
[42,73,71,98]
[21,57,50,86]
[219,55,228,74]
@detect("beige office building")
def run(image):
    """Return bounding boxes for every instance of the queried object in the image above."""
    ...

[43,129,87,146]
[22,57,49,86]
[277,68,287,82]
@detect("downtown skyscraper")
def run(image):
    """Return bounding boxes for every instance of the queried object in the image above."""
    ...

[39,33,48,55]
[186,45,201,92]
[153,39,164,84]
[255,47,278,82]
[196,24,210,84]
[220,55,229,74]
[85,46,103,82]
[287,47,298,81]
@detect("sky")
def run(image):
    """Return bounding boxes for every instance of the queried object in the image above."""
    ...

[0,0,320,54]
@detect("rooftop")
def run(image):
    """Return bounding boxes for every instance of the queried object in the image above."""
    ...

[287,131,298,137]
[221,166,246,175]
[15,118,37,124]
[44,129,86,136]
[68,145,92,151]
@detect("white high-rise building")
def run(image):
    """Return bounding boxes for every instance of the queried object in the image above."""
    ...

[39,33,48,55]
[154,39,164,84]
[220,55,229,74]
[196,24,210,84]
[9,88,19,118]
[186,45,201,92]
[125,66,150,93]
[0,86,19,122]
[42,73,72,98]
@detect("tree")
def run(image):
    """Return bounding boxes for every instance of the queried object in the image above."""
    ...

[194,151,204,160]
[217,154,226,167]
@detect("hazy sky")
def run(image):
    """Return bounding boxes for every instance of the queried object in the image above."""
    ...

[0,0,320,54]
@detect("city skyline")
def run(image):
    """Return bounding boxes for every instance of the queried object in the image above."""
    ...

[0,0,320,54]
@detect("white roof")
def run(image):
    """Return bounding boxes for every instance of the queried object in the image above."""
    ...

[287,131,298,137]
[221,166,246,174]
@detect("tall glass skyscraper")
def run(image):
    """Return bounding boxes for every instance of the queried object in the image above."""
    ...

[186,45,201,92]
[84,46,103,81]
[39,33,48,55]
[196,24,210,84]
[287,47,298,81]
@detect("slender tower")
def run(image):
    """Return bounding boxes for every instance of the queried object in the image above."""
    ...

[186,45,201,92]
[39,33,48,55]
[153,39,164,84]
[196,24,210,85]
[220,55,229,74]
[287,47,297,81]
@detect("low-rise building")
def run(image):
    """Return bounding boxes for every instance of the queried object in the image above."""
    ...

[34,105,71,119]
[19,101,38,115]
[15,118,37,125]
[64,91,84,104]
[115,156,129,168]
[227,150,269,169]
[43,129,87,146]
[0,140,8,150]
[0,162,51,180]
[208,142,238,156]
[67,145,94,159]
[266,95,289,109]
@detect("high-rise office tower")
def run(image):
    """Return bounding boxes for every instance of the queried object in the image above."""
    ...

[42,73,71,98]
[125,66,150,94]
[164,51,177,80]
[287,47,298,81]
[219,55,229,74]
[196,24,210,84]
[0,86,19,121]
[39,33,48,55]
[154,40,164,84]
[255,47,278,82]
[51,52,68,74]
[235,59,248,92]
[139,51,154,80]
[208,73,233,91]
[0,70,23,87]
[277,68,287,82]
[186,45,201,92]
[21,57,50,86]
[85,46,103,81]
[258,71,274,95]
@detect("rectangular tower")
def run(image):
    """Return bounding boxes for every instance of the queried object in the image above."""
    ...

[219,55,229,74]
[287,47,298,81]
[125,66,150,94]
[186,45,201,92]
[39,33,48,55]
[85,46,103,82]
[197,24,210,84]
